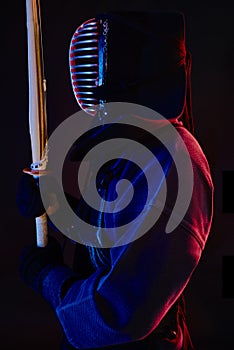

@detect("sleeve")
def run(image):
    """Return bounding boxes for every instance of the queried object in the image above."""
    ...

[42,214,202,349]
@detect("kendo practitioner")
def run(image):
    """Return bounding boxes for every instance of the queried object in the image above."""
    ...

[17,10,214,350]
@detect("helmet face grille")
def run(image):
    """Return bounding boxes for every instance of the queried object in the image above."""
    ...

[69,18,107,116]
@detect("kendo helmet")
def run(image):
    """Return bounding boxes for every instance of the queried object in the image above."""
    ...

[69,11,191,123]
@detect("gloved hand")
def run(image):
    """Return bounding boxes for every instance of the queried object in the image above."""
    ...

[19,236,80,309]
[16,173,45,218]
[19,235,63,293]
[17,173,79,219]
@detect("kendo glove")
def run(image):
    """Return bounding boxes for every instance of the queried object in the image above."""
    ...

[19,236,80,309]
[16,173,45,218]
[17,173,79,219]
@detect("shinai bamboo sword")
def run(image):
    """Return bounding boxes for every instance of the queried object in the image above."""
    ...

[24,0,48,247]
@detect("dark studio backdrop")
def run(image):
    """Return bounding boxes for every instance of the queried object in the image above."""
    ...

[1,0,234,349]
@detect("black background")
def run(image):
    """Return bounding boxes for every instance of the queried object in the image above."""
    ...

[1,0,234,349]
